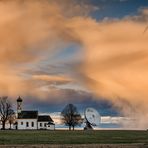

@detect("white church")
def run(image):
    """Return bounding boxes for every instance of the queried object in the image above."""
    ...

[14,96,55,130]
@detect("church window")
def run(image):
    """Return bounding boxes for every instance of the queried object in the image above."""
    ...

[31,122,34,127]
[26,122,29,127]
[40,123,42,127]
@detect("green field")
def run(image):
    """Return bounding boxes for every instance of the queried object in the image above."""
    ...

[0,130,148,145]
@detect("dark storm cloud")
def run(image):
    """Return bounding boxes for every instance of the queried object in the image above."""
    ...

[21,88,119,116]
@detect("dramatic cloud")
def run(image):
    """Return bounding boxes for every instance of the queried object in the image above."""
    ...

[71,9,148,128]
[1,0,148,128]
[32,75,72,85]
[80,20,148,101]
[0,0,87,96]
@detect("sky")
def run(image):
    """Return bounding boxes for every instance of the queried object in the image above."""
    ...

[0,0,148,129]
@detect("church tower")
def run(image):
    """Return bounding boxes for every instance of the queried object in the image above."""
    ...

[17,96,23,114]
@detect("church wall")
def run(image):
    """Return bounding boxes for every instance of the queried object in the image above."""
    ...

[17,119,37,130]
[38,121,48,129]
[46,124,55,130]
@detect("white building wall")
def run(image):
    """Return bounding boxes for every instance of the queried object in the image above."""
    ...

[17,119,37,130]
[38,122,48,129]
[38,122,55,130]
[47,124,55,130]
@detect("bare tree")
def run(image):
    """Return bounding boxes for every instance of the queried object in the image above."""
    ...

[0,96,14,130]
[61,104,82,130]
[8,110,16,129]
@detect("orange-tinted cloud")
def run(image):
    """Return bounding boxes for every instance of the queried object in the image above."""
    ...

[32,75,72,85]
[0,0,87,96]
[1,0,148,128]
[66,9,148,128]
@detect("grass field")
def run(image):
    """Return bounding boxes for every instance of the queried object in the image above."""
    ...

[0,130,148,145]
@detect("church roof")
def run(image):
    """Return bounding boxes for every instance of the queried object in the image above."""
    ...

[38,115,53,123]
[17,96,23,102]
[17,111,54,123]
[18,111,38,119]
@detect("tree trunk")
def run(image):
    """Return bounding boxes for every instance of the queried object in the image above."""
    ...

[2,121,6,130]
[72,125,74,130]
[69,126,71,130]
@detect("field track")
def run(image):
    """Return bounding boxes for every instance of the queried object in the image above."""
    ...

[0,144,147,148]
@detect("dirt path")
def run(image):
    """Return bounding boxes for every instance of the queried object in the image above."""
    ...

[0,144,147,148]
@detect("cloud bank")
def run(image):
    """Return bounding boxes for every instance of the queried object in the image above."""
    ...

[0,0,148,128]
